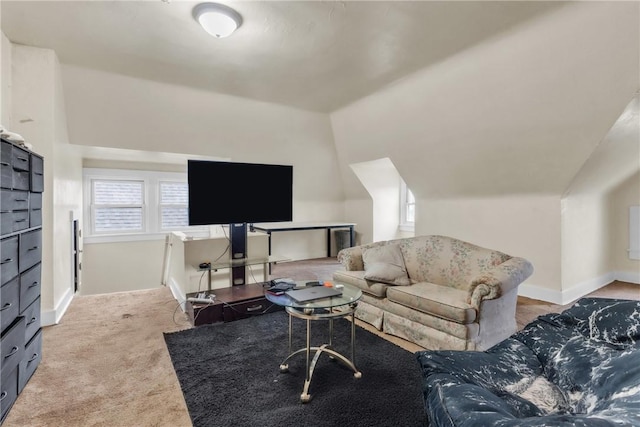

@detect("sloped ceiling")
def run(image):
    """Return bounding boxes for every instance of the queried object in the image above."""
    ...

[1,1,562,113]
[331,2,640,198]
[1,1,638,200]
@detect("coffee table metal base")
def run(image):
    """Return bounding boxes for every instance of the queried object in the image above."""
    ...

[279,304,361,403]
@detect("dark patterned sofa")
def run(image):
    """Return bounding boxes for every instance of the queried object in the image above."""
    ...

[416,297,640,426]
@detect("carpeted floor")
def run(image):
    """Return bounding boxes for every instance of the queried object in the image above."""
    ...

[3,257,638,427]
[164,310,427,427]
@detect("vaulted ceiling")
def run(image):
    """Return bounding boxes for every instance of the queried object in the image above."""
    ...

[1,1,563,113]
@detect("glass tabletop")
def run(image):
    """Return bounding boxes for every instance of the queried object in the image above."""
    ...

[264,281,362,310]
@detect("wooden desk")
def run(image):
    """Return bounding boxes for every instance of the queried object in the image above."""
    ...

[250,221,356,258]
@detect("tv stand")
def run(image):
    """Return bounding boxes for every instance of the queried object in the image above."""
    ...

[197,254,291,291]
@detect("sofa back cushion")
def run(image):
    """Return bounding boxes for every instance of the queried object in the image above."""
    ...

[398,235,511,291]
[362,244,411,286]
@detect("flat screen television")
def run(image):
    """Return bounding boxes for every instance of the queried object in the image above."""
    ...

[187,160,293,225]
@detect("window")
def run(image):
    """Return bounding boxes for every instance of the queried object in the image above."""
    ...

[399,180,415,232]
[84,168,204,242]
[159,181,189,229]
[92,179,144,233]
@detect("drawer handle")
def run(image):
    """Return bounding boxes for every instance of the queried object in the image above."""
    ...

[0,210,9,213]
[16,156,28,162]
[0,391,7,401]
[16,219,27,223]
[28,245,39,251]
[28,353,39,362]
[0,302,12,311]
[5,346,18,358]
[1,258,14,264]
[34,172,43,176]
[27,316,37,325]
[246,304,263,312]
[0,161,9,166]
[15,198,28,202]
[29,281,39,288]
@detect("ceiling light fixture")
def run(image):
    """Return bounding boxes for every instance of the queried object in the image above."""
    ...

[193,2,242,38]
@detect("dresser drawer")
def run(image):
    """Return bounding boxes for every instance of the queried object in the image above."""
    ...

[0,236,19,285]
[23,297,40,344]
[1,316,25,375]
[222,297,281,322]
[30,155,44,193]
[11,146,30,172]
[19,329,41,394]
[0,277,20,332]
[29,192,42,228]
[0,366,18,424]
[20,264,41,312]
[1,189,29,211]
[0,210,30,234]
[0,141,11,190]
[19,229,42,273]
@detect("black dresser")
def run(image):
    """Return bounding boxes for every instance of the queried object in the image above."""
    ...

[0,138,43,424]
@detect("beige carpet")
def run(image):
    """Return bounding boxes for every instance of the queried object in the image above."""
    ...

[3,287,192,427]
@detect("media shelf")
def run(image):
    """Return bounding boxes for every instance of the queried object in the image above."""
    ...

[196,254,290,290]
[186,283,283,326]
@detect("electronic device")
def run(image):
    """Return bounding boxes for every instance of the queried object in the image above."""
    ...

[284,287,343,303]
[187,160,293,225]
[305,281,323,287]
[187,292,215,304]
[270,278,296,286]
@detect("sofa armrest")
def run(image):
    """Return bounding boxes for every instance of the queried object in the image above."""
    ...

[337,246,364,271]
[467,257,534,308]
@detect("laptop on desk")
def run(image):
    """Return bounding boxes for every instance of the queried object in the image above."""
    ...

[285,287,343,303]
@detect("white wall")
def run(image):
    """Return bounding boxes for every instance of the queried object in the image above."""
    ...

[350,157,402,242]
[418,195,562,300]
[10,44,83,324]
[1,32,11,126]
[612,172,640,283]
[61,65,347,262]
[330,2,638,299]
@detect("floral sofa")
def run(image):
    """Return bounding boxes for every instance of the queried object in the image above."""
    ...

[416,297,640,426]
[333,235,533,351]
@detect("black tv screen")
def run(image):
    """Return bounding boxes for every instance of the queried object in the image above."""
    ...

[187,160,293,225]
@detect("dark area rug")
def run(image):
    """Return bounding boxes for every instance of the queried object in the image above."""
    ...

[164,311,427,427]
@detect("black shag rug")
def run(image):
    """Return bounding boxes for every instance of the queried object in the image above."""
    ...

[164,311,426,427]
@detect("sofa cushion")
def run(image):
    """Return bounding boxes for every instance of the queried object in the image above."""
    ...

[333,270,390,298]
[417,297,640,427]
[362,244,411,286]
[387,282,477,324]
[581,299,640,346]
[398,235,511,291]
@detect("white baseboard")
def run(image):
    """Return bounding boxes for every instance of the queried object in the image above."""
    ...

[518,271,638,306]
[560,272,616,305]
[168,277,187,312]
[615,270,640,284]
[41,287,75,326]
[518,284,563,305]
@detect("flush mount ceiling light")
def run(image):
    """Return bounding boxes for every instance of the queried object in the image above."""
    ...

[193,2,242,38]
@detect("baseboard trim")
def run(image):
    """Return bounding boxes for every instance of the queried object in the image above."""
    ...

[560,272,616,306]
[615,270,640,284]
[168,277,187,311]
[517,284,563,305]
[518,271,638,306]
[41,287,75,326]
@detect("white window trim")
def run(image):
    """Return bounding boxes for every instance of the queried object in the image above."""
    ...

[399,180,415,233]
[83,168,207,244]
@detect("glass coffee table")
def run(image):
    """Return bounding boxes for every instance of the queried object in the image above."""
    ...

[264,282,363,403]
